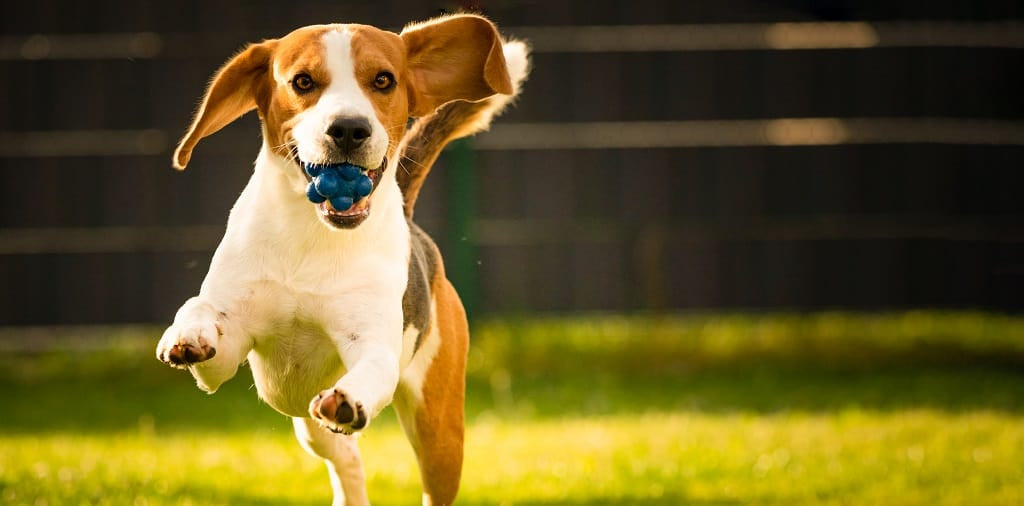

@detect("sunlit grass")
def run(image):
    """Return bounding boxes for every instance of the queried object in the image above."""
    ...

[1,312,1022,505]
[3,411,1022,505]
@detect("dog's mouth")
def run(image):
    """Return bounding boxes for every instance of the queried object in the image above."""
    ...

[300,158,386,229]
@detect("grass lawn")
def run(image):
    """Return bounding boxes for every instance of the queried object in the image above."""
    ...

[1,312,1022,505]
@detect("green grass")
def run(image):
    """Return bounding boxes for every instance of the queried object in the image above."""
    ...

[1,312,1023,505]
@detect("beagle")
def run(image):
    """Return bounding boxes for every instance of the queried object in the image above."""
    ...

[155,14,529,506]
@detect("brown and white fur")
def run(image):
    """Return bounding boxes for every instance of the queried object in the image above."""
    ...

[154,14,529,506]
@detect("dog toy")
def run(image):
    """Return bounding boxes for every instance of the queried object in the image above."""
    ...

[303,162,373,210]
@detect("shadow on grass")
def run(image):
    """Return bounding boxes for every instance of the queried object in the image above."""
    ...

[0,340,1022,435]
[480,362,1024,420]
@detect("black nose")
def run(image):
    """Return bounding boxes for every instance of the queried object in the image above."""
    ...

[325,116,371,152]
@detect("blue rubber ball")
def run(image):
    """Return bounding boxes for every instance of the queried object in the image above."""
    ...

[354,176,373,197]
[339,163,362,181]
[330,195,354,211]
[314,171,341,197]
[303,161,375,207]
[303,162,323,178]
[306,182,326,203]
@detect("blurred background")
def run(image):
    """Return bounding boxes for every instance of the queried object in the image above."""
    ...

[1,1,1023,505]
[1,0,1022,324]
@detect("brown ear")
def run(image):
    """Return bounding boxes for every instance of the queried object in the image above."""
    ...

[401,15,514,117]
[173,41,276,170]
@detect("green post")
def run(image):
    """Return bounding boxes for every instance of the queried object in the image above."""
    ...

[447,138,479,320]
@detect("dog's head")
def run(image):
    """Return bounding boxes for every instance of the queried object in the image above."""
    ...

[173,14,513,229]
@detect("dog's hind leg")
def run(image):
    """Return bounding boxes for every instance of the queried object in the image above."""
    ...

[293,417,369,506]
[393,278,469,506]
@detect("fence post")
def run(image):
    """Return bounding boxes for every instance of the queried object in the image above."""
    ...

[447,139,479,320]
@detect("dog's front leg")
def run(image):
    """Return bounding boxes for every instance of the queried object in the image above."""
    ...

[309,318,402,434]
[156,296,252,393]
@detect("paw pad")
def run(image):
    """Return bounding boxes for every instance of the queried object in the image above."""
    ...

[303,162,373,211]
[162,341,216,367]
[310,389,368,434]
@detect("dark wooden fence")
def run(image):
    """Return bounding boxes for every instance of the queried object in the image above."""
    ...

[1,1,1022,324]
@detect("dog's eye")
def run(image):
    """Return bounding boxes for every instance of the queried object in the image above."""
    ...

[292,74,315,93]
[373,72,395,91]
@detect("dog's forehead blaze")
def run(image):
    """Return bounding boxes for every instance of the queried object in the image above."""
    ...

[348,25,411,148]
[263,24,410,157]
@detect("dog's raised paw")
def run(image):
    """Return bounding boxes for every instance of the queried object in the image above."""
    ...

[156,322,220,369]
[309,388,368,434]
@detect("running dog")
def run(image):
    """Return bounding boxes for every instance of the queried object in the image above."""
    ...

[156,14,529,505]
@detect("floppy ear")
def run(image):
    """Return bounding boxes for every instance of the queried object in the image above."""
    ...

[173,41,276,170]
[401,15,514,117]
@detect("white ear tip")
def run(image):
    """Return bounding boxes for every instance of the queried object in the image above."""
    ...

[501,40,531,89]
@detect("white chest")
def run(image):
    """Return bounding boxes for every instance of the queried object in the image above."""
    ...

[203,153,411,418]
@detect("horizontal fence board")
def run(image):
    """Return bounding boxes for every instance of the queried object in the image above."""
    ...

[5,216,1023,255]
[3,21,1022,61]
[474,119,1024,150]
[4,117,1023,158]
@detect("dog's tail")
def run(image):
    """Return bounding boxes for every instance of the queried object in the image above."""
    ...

[396,39,531,217]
